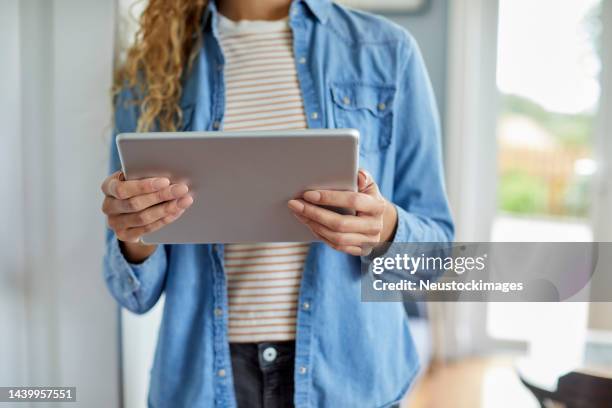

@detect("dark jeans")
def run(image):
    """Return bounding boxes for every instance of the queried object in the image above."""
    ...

[230,341,296,408]
[230,341,402,408]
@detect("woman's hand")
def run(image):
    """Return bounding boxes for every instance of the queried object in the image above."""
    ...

[101,171,193,262]
[288,169,397,256]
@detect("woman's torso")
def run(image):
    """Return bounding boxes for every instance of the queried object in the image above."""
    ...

[110,1,431,406]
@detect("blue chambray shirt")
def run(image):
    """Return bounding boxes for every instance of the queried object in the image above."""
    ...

[104,0,454,407]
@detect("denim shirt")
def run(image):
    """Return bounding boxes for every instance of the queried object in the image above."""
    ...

[104,1,454,407]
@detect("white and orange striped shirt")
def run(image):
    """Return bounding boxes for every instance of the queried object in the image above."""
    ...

[218,15,309,343]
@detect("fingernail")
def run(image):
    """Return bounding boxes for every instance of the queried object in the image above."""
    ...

[358,171,367,186]
[288,199,305,213]
[358,170,372,192]
[153,178,170,190]
[177,195,193,209]
[171,184,189,197]
[303,191,321,202]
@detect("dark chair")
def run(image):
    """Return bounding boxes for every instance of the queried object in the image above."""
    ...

[520,371,612,408]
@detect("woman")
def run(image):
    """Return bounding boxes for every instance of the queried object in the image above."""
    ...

[102,0,453,406]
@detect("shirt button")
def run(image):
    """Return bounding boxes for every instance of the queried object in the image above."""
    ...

[302,302,310,311]
[310,112,319,120]
[343,96,351,105]
[214,308,223,317]
[217,369,226,377]
[262,347,277,362]
[299,366,308,375]
[127,275,135,285]
[217,64,223,71]
[213,121,221,129]
[378,102,386,111]
[298,57,306,64]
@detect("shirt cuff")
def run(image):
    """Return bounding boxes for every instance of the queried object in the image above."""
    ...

[392,205,424,244]
[360,205,421,264]
[106,235,167,297]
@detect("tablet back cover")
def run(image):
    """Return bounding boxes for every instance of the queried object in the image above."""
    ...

[116,129,359,244]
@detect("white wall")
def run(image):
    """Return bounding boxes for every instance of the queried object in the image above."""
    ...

[122,300,164,408]
[387,0,449,125]
[1,0,120,406]
[0,0,28,389]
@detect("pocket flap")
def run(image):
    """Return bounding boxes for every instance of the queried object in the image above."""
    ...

[331,83,395,117]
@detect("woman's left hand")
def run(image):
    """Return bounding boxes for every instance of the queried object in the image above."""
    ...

[288,169,398,256]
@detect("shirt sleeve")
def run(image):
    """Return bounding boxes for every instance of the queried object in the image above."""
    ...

[391,32,455,244]
[102,87,169,314]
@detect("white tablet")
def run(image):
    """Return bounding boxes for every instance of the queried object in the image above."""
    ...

[116,129,359,244]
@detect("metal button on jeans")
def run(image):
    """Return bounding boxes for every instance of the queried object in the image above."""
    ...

[262,346,277,363]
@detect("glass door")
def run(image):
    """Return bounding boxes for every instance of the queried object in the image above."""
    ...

[488,0,603,370]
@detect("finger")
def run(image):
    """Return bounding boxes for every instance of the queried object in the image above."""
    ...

[341,246,365,256]
[112,195,193,230]
[101,171,121,196]
[358,168,384,198]
[292,214,363,256]
[316,232,363,256]
[102,173,170,200]
[296,213,379,248]
[357,169,374,192]
[123,199,181,228]
[302,190,384,215]
[293,213,338,246]
[288,199,381,234]
[118,209,186,243]
[307,220,378,247]
[104,184,189,215]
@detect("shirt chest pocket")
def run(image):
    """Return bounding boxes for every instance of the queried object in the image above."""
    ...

[330,83,395,155]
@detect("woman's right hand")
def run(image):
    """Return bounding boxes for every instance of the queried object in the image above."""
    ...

[101,171,193,262]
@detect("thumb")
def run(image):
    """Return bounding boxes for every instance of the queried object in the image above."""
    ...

[357,169,377,195]
[102,170,125,198]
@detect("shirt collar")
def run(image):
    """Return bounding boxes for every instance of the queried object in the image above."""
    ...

[298,0,331,23]
[203,0,331,28]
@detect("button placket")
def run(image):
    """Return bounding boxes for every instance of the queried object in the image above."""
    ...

[289,20,317,404]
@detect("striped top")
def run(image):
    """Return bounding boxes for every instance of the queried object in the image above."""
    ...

[218,15,309,343]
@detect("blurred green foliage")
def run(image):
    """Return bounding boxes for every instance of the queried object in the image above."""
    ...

[499,170,548,214]
[502,94,593,147]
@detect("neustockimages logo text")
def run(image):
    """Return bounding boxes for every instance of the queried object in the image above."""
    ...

[367,251,525,295]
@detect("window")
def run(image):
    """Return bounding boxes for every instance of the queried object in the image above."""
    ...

[492,0,601,240]
[488,0,602,367]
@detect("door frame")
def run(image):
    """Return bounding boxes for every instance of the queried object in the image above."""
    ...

[445,0,500,243]
[443,0,505,355]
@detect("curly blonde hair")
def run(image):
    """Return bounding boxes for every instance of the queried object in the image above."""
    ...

[114,0,208,132]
